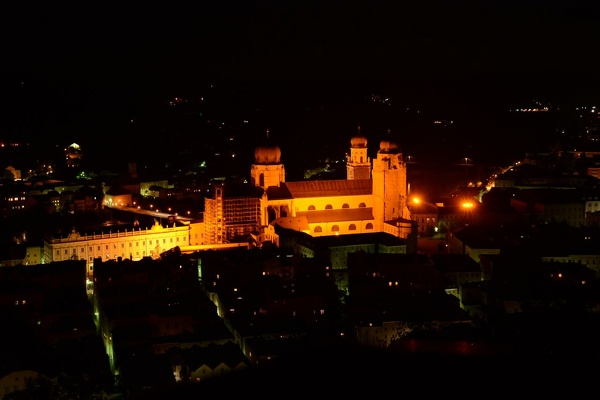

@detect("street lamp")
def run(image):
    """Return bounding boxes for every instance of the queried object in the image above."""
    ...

[461,201,475,209]
[409,196,439,238]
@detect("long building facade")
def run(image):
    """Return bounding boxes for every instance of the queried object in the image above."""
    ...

[42,132,414,275]
[43,221,191,276]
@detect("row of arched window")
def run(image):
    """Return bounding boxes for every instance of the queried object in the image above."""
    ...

[313,223,373,233]
[308,202,367,211]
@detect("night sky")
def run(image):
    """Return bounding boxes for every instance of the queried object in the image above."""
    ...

[3,2,599,82]
[2,1,600,172]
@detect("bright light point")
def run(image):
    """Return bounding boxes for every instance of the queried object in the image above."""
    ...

[412,197,421,204]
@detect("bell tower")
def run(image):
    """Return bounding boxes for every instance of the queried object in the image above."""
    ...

[250,129,285,189]
[346,127,371,180]
[372,138,408,226]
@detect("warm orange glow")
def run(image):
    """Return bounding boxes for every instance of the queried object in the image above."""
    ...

[462,202,475,209]
[412,197,421,204]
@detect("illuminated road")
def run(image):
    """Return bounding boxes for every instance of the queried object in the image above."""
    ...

[105,205,196,222]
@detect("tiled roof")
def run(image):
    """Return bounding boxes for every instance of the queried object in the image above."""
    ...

[271,216,309,231]
[265,184,293,199]
[282,179,372,198]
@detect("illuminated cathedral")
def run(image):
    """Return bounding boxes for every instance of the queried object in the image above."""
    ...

[42,132,414,274]
[202,131,414,246]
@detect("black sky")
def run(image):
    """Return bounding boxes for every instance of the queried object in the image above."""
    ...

[2,0,600,170]
[2,1,600,88]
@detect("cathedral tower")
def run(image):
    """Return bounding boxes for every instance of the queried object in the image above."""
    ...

[371,139,408,226]
[346,129,371,180]
[250,130,285,189]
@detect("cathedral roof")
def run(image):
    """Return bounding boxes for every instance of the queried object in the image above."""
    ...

[265,185,293,200]
[271,216,309,231]
[282,179,372,198]
[350,135,368,148]
[379,140,399,153]
[254,144,281,165]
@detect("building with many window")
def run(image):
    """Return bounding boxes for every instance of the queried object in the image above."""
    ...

[43,221,190,276]
[42,132,415,274]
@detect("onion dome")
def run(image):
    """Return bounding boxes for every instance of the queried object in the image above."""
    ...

[379,139,399,153]
[350,135,368,148]
[254,144,281,164]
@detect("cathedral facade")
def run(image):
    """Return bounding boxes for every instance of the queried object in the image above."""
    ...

[203,132,414,245]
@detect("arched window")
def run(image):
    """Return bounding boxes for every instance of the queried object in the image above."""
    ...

[325,204,333,209]
[366,223,373,229]
[342,203,349,208]
[359,202,366,208]
[314,226,322,233]
[331,225,339,232]
[349,224,357,230]
[308,205,316,210]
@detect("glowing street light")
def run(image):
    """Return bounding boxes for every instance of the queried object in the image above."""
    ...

[461,201,475,209]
